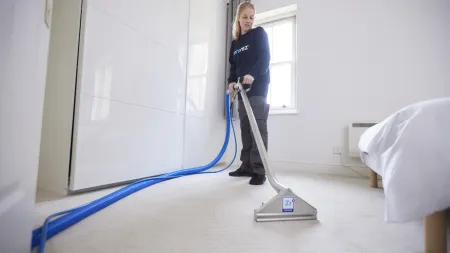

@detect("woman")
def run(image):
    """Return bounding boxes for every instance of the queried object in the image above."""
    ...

[227,2,271,185]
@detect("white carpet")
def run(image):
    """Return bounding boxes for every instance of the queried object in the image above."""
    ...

[34,167,426,253]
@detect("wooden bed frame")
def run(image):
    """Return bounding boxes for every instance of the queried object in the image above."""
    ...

[370,169,448,253]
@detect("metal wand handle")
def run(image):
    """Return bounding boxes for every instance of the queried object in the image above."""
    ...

[236,82,287,192]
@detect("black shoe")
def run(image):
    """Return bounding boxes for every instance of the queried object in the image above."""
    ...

[229,168,253,177]
[249,174,266,185]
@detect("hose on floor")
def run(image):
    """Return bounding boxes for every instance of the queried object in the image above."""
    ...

[32,92,238,252]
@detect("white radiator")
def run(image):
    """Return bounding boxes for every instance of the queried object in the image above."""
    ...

[348,122,377,157]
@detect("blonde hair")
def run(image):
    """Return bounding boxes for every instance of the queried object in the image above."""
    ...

[232,2,255,40]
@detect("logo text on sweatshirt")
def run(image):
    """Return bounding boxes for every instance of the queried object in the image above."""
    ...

[233,45,250,56]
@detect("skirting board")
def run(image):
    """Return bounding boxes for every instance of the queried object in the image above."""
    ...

[270,160,372,179]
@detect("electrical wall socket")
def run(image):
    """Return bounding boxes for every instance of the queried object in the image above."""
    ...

[333,147,342,154]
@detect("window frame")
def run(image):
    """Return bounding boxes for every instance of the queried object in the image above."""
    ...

[255,10,298,115]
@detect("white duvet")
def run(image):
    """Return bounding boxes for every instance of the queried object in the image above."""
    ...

[358,97,450,223]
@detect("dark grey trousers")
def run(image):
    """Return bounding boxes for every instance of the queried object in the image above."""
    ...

[238,96,269,175]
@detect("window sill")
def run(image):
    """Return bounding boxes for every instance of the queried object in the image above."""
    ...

[269,108,298,115]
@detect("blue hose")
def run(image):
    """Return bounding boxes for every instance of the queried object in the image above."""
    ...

[32,92,237,252]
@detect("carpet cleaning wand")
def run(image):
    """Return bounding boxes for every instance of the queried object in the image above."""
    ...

[234,80,318,222]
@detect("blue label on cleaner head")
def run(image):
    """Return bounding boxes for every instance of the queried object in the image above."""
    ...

[282,197,295,212]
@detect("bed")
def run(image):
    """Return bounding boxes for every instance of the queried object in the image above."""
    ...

[358,97,450,253]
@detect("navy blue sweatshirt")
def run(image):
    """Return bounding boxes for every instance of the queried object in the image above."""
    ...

[228,26,271,99]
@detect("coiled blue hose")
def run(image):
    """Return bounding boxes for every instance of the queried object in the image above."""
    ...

[32,92,237,252]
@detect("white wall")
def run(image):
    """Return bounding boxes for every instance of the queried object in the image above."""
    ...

[251,0,450,167]
[38,0,83,195]
[36,0,229,191]
[0,0,50,252]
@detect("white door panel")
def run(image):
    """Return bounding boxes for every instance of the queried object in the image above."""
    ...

[69,0,190,190]
[69,94,185,191]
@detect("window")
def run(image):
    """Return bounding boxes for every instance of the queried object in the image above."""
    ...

[255,7,297,114]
